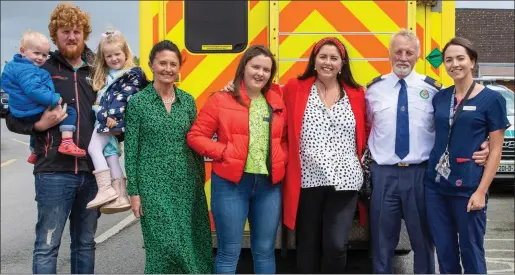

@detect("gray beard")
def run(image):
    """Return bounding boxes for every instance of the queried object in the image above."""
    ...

[393,65,412,77]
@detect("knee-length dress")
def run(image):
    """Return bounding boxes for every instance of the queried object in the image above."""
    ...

[124,83,213,274]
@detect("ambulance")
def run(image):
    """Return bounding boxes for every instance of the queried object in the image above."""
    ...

[139,0,456,252]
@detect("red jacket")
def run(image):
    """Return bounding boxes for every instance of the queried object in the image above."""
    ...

[187,84,288,184]
[282,76,368,230]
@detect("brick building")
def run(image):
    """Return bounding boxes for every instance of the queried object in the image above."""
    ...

[456,8,514,91]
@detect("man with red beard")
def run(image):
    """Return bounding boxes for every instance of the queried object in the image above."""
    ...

[5,3,99,274]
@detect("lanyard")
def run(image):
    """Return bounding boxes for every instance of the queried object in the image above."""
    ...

[444,82,476,150]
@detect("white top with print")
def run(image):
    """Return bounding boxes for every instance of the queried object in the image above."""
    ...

[299,84,363,191]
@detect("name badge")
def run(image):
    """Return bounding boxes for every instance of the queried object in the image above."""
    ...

[435,151,451,180]
[463,106,476,111]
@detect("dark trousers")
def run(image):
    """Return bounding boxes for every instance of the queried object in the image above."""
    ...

[296,186,358,274]
[370,162,435,274]
[425,186,487,274]
[33,172,99,274]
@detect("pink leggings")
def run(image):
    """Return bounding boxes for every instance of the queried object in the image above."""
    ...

[88,130,124,179]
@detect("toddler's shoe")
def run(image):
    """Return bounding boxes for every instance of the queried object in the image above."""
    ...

[27,152,37,164]
[58,141,86,157]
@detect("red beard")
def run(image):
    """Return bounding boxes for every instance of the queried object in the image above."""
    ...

[57,42,85,59]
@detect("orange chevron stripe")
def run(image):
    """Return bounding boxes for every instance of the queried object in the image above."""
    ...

[250,0,259,11]
[194,27,268,110]
[166,1,183,35]
[279,62,306,84]
[279,2,319,33]
[369,61,392,75]
[153,14,159,45]
[277,3,390,78]
[317,2,388,58]
[374,1,407,29]
[181,50,207,82]
[278,2,389,69]
[279,45,314,83]
[431,39,440,76]
[204,162,212,186]
[417,23,425,59]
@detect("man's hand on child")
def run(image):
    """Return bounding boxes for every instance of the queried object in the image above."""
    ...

[34,103,68,132]
[106,117,117,128]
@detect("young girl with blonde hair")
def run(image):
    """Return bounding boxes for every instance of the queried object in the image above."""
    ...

[86,30,148,213]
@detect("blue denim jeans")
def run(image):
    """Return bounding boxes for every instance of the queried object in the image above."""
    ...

[211,172,282,274]
[26,106,77,152]
[33,172,99,274]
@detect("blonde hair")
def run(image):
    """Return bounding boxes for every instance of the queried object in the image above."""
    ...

[20,30,50,49]
[48,2,92,44]
[91,30,135,91]
[389,29,421,57]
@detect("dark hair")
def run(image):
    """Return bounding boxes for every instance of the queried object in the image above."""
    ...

[231,45,277,107]
[298,37,360,99]
[148,40,182,66]
[442,37,478,64]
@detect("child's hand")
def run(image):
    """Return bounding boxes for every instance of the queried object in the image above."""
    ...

[58,97,63,106]
[106,117,117,128]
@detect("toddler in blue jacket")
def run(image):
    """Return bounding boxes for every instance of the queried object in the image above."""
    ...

[1,30,86,163]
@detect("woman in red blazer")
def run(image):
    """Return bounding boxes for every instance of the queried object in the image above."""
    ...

[282,37,368,273]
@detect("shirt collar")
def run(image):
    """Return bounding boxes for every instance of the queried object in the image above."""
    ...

[388,70,418,88]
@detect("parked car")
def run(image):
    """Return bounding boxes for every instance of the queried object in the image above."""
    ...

[486,84,515,183]
[0,88,8,118]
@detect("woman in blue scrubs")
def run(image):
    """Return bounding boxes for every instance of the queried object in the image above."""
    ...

[425,37,511,274]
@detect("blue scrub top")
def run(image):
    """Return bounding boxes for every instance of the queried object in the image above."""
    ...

[426,86,511,197]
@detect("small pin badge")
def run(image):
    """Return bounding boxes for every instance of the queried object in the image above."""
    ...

[401,106,405,112]
[455,179,463,186]
[420,89,429,99]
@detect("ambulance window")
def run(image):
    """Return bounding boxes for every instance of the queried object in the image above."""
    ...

[185,1,248,53]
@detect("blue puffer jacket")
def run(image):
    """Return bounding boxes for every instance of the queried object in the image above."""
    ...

[0,54,60,118]
[96,67,149,133]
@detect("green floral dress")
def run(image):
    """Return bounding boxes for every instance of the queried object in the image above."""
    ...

[125,83,213,274]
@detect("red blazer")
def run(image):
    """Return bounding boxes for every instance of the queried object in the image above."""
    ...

[282,76,368,230]
[187,83,288,184]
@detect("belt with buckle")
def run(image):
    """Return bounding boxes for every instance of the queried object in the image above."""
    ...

[372,160,427,167]
[397,161,427,167]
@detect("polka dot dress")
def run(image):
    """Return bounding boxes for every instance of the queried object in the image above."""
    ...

[299,84,363,191]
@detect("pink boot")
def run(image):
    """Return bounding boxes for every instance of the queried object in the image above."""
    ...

[86,168,118,209]
[100,177,131,214]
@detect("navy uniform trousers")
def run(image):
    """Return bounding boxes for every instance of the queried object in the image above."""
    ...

[370,162,435,274]
[425,185,488,274]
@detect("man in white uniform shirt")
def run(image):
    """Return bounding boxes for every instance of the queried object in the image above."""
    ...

[365,29,490,274]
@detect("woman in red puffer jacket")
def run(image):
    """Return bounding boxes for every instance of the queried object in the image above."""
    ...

[187,45,287,274]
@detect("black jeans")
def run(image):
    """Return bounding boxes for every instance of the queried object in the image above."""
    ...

[295,186,358,274]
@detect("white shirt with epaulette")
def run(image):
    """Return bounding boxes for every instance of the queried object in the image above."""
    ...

[365,71,443,165]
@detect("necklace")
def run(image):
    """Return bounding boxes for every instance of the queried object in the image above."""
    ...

[315,82,339,106]
[162,93,176,104]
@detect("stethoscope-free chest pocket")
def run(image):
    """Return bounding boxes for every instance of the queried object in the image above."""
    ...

[372,103,394,130]
[410,102,434,127]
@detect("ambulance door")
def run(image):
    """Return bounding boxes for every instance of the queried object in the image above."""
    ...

[269,1,414,86]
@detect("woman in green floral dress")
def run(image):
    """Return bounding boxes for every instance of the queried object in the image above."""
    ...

[124,40,213,274]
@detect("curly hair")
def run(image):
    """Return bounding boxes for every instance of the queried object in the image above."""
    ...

[48,3,92,44]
